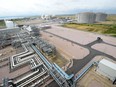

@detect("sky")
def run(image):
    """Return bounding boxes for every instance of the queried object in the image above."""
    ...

[0,0,116,17]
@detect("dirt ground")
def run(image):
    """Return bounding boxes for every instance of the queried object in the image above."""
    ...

[0,46,30,84]
[0,46,16,59]
[0,65,30,83]
[77,66,115,87]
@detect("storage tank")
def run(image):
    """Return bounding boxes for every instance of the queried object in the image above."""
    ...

[4,20,14,28]
[77,12,96,23]
[95,13,107,22]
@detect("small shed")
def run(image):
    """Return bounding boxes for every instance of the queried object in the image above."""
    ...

[97,59,116,82]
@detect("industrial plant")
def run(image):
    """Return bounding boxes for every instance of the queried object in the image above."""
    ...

[0,14,116,87]
[0,21,74,87]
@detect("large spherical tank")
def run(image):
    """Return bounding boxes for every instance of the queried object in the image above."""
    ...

[95,13,107,22]
[77,12,96,23]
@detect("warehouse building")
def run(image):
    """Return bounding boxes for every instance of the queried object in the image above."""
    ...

[76,12,96,23]
[97,59,116,84]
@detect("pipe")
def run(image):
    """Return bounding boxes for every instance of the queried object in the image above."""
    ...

[53,63,74,80]
[31,44,52,68]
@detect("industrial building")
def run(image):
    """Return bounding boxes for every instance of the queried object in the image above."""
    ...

[97,59,116,84]
[23,25,40,36]
[95,13,107,22]
[41,15,56,20]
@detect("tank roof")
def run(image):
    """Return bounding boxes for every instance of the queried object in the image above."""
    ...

[99,59,116,70]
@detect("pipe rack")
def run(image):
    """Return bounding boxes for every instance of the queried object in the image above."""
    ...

[31,44,74,87]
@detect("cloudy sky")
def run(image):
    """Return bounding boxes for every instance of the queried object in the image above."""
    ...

[0,0,116,17]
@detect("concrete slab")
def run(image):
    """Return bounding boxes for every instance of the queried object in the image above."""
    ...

[92,43,116,58]
[45,25,96,45]
[41,32,89,60]
[45,25,116,46]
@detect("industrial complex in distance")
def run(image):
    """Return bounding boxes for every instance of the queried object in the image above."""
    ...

[0,12,116,87]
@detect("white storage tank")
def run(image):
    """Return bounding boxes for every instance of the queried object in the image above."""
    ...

[97,59,116,82]
[4,20,15,28]
[77,12,96,23]
[96,13,107,22]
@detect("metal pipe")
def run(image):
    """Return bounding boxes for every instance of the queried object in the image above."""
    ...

[73,62,97,87]
[53,63,74,80]
[31,44,74,87]
[31,44,52,68]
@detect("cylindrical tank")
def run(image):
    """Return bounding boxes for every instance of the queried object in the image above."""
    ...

[95,13,107,22]
[77,12,96,23]
[4,21,14,28]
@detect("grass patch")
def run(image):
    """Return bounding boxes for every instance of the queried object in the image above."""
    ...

[0,20,5,26]
[62,23,116,37]
[107,15,116,21]
[0,20,5,28]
